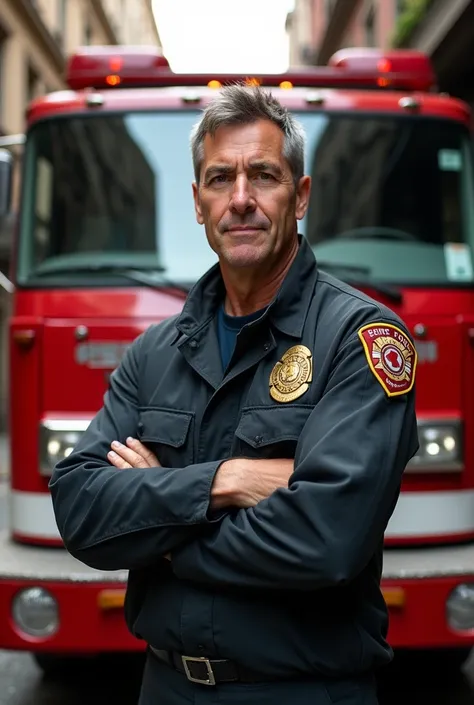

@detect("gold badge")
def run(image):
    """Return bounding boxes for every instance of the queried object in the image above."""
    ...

[269,345,313,403]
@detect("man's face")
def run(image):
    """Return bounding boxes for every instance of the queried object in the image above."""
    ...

[192,119,311,270]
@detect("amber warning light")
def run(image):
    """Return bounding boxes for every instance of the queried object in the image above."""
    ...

[66,46,436,93]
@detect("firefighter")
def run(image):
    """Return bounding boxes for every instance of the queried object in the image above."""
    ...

[49,84,419,705]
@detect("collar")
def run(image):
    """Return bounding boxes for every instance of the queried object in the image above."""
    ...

[175,235,319,341]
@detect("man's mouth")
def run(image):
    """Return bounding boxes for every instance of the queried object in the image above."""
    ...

[227,226,264,233]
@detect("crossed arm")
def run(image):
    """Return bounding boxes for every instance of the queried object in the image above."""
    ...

[50,324,418,590]
[49,334,293,573]
[108,436,292,511]
[107,437,293,560]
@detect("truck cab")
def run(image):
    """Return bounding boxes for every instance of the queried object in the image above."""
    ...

[1,45,474,672]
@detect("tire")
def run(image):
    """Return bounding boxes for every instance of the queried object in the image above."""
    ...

[33,652,107,678]
[392,647,472,673]
[431,647,472,671]
[33,651,146,679]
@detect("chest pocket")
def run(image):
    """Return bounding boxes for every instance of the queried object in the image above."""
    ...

[137,407,195,468]
[233,405,313,459]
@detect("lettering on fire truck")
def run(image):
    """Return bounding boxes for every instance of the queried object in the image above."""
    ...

[75,341,130,369]
[415,340,438,364]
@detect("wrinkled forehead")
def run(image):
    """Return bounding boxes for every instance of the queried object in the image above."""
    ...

[201,119,287,168]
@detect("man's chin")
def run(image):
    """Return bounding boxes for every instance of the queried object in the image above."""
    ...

[221,243,269,269]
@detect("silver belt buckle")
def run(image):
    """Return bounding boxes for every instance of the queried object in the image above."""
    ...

[182,655,216,686]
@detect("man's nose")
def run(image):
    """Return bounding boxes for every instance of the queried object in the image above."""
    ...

[229,174,256,214]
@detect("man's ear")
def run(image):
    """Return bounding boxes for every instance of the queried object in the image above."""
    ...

[192,182,204,225]
[295,175,311,221]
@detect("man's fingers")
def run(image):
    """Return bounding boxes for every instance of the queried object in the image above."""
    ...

[109,440,149,468]
[107,450,133,470]
[125,437,161,467]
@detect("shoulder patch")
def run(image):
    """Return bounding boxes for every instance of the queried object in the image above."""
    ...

[358,322,417,397]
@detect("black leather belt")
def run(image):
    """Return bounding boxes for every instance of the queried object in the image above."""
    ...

[149,646,266,686]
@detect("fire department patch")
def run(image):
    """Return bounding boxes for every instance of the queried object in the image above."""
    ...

[357,323,417,397]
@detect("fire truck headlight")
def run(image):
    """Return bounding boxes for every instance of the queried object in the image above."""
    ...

[40,420,90,476]
[405,420,463,473]
[12,587,59,638]
[447,584,474,631]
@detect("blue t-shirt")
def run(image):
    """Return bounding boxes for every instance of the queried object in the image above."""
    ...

[217,303,265,372]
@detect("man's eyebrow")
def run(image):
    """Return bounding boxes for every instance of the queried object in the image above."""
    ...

[248,160,283,176]
[203,164,234,181]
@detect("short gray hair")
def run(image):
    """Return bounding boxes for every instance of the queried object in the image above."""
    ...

[190,84,306,184]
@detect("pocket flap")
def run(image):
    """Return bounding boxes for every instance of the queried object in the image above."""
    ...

[138,407,193,447]
[235,405,313,449]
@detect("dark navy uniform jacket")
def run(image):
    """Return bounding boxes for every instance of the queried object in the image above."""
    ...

[49,235,419,679]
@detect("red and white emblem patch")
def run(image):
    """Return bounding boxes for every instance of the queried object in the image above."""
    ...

[358,322,417,397]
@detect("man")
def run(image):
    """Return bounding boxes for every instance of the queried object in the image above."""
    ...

[49,85,419,704]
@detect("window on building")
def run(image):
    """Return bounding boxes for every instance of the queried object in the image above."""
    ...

[58,0,67,38]
[324,0,335,18]
[365,4,376,47]
[119,0,126,41]
[396,0,406,17]
[0,26,8,127]
[84,22,93,45]
[27,64,40,104]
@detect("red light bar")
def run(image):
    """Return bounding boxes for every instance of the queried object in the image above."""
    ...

[328,48,436,92]
[65,45,436,93]
[66,46,170,91]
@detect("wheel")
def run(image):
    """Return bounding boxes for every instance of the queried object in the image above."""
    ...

[432,647,472,671]
[33,653,81,677]
[33,652,105,678]
[33,651,146,679]
[393,647,472,673]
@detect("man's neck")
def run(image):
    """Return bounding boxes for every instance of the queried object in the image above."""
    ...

[222,240,299,317]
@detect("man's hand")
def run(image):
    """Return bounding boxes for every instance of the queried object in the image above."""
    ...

[108,437,161,469]
[211,458,294,510]
[107,437,171,559]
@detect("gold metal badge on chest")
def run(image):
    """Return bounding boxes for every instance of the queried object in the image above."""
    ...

[269,345,313,403]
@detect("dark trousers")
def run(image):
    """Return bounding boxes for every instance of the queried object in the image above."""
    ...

[138,651,379,705]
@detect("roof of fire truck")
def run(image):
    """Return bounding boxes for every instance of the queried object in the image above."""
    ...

[26,45,471,127]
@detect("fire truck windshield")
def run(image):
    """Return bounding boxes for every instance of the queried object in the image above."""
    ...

[16,110,474,288]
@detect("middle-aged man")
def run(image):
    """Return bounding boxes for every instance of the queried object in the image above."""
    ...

[50,84,419,705]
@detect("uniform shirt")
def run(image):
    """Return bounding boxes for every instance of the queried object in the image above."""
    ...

[49,235,419,680]
[217,304,266,372]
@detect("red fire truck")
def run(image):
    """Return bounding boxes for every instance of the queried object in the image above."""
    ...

[1,45,474,674]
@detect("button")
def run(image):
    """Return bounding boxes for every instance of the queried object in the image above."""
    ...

[189,340,199,349]
[198,644,205,652]
[254,435,263,446]
[263,342,271,351]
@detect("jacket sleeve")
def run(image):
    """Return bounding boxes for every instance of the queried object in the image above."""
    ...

[171,325,419,590]
[49,331,222,572]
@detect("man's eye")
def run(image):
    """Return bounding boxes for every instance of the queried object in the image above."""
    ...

[212,174,229,184]
[257,172,274,181]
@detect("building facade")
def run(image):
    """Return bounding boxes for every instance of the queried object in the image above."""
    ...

[0,0,161,430]
[287,0,403,67]
[287,0,474,105]
[0,0,160,138]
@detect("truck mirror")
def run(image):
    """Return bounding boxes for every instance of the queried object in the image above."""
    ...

[0,149,13,219]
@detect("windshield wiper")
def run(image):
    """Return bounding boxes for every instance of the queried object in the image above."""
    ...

[317,261,402,303]
[30,265,191,294]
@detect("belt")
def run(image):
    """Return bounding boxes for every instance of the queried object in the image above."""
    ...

[148,646,266,686]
